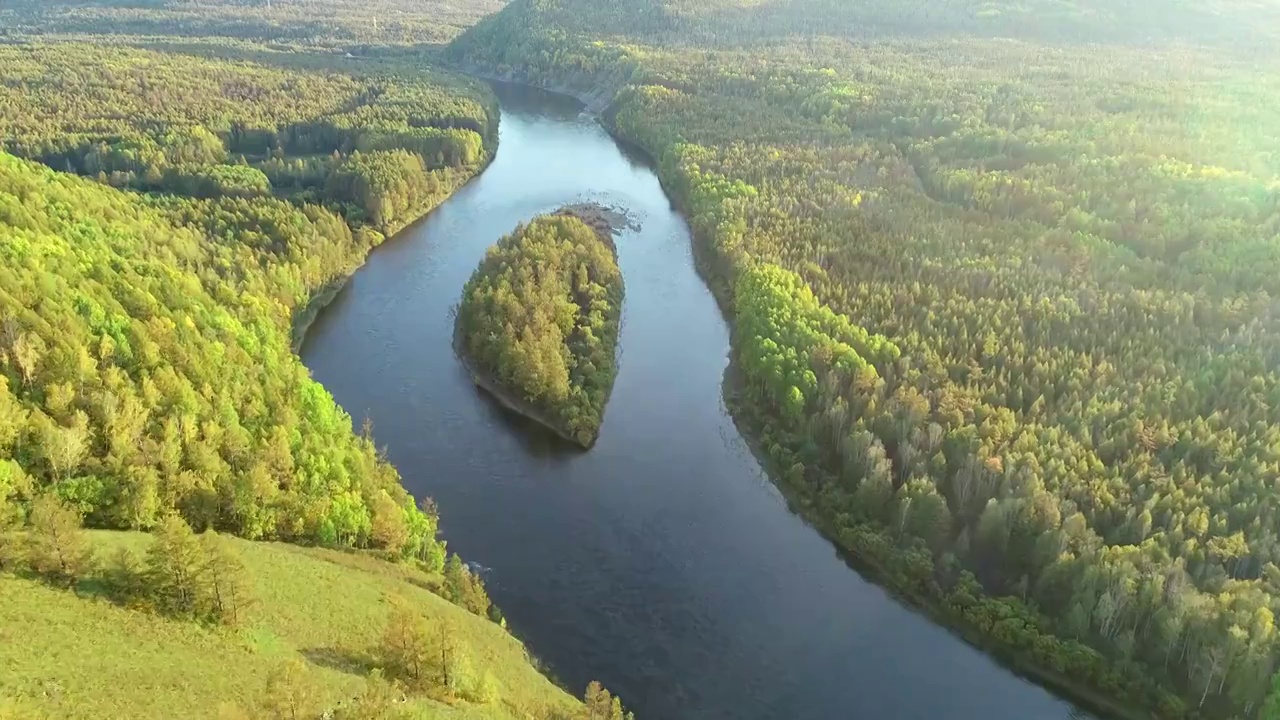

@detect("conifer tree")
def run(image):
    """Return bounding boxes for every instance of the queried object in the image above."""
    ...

[25,493,94,586]
[146,513,208,617]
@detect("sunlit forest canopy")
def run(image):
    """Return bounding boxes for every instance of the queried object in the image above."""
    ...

[457,211,624,448]
[0,150,442,554]
[0,44,495,234]
[0,42,498,555]
[449,0,1280,716]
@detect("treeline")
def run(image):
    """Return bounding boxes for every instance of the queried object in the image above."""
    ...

[456,211,624,447]
[1,493,255,626]
[451,0,1280,51]
[247,658,632,720]
[452,2,1280,717]
[0,43,493,235]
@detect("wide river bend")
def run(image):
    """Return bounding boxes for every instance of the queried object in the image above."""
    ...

[302,82,1089,720]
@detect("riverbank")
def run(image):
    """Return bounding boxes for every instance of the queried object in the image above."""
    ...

[453,320,589,447]
[447,65,1182,720]
[299,82,1129,720]
[290,156,496,353]
[719,360,1147,720]
[631,103,1177,720]
[452,202,630,449]
[631,106,1173,720]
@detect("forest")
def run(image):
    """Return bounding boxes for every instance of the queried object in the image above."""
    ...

[0,41,503,548]
[0,44,493,238]
[0,0,505,47]
[448,0,1280,717]
[3,0,1279,716]
[0,147,444,556]
[0,27,641,717]
[455,209,624,448]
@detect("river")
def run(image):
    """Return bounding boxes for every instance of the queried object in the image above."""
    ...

[301,81,1089,720]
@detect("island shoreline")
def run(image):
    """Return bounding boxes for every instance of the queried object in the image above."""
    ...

[450,202,629,450]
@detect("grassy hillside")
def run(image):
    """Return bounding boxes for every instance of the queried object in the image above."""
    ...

[450,1,1280,718]
[0,530,580,720]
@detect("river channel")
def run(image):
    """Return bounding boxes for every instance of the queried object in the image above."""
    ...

[301,81,1088,720]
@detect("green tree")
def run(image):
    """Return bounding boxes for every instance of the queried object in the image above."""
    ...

[371,490,410,555]
[382,595,434,687]
[200,530,254,626]
[444,553,492,618]
[25,493,95,586]
[335,669,405,720]
[146,513,209,618]
[581,681,633,720]
[263,659,315,720]
[105,545,148,607]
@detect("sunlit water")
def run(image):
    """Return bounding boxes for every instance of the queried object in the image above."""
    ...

[302,82,1089,720]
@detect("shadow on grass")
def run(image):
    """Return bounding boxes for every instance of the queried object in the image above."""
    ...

[301,646,380,677]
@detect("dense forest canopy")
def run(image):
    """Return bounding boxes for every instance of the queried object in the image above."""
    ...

[452,0,1280,48]
[0,150,444,554]
[451,1,1280,717]
[0,42,500,558]
[0,44,494,237]
[456,210,624,448]
[0,0,507,46]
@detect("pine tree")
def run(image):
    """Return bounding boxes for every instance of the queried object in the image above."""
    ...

[263,659,314,720]
[443,553,491,617]
[580,681,633,720]
[200,530,254,626]
[105,546,147,606]
[370,490,409,555]
[444,640,475,699]
[25,493,95,586]
[335,669,403,720]
[146,513,209,618]
[382,595,433,687]
[0,489,23,572]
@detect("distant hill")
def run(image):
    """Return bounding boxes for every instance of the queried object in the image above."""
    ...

[455,0,1280,48]
[0,0,508,45]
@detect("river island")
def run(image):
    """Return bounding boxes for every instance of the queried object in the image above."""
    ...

[454,204,627,448]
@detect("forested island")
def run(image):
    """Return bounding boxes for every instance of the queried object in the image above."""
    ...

[456,206,625,448]
[449,1,1280,717]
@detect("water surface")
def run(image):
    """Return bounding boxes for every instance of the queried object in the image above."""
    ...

[302,82,1088,720]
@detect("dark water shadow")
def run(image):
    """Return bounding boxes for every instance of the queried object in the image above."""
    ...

[463,374,585,460]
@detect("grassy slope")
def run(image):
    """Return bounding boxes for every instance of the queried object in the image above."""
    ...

[0,532,578,720]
